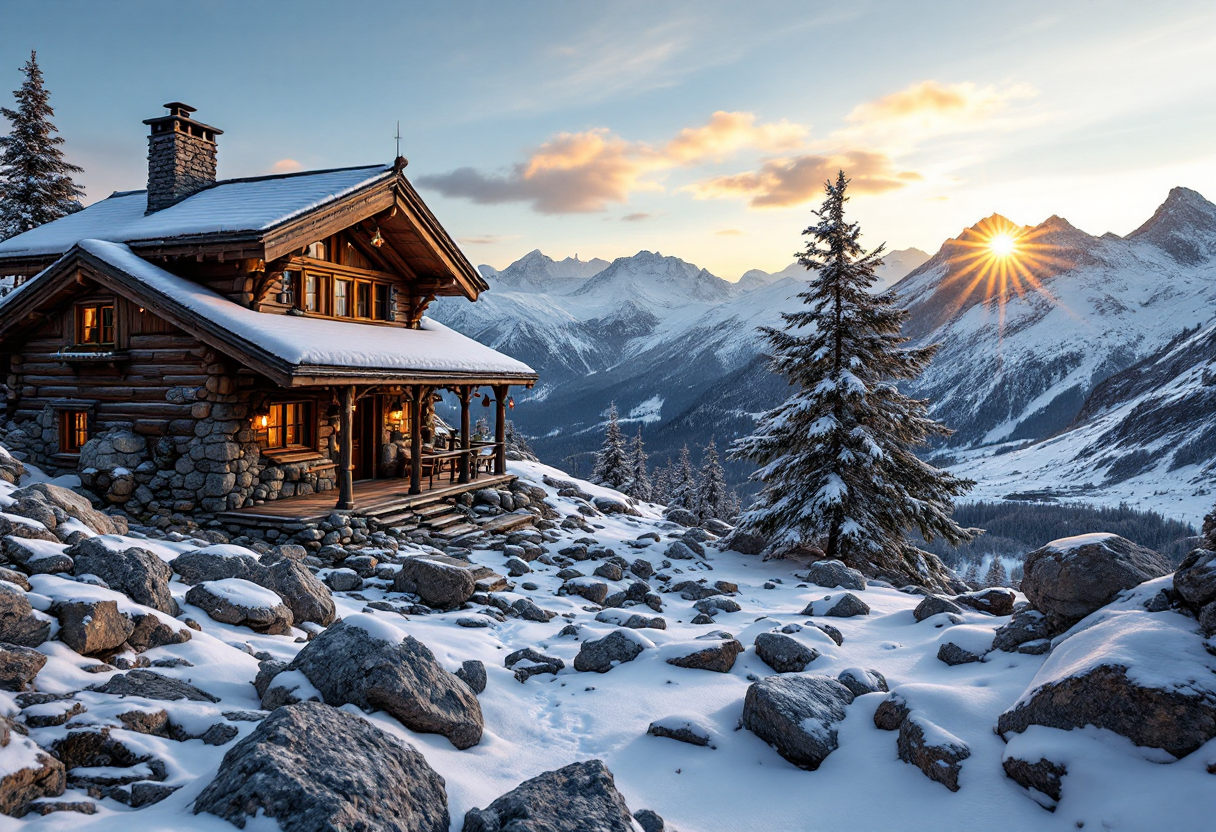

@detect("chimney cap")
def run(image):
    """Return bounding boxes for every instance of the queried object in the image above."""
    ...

[163,102,196,116]
[143,102,223,136]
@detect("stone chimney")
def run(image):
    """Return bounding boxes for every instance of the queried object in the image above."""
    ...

[143,103,222,213]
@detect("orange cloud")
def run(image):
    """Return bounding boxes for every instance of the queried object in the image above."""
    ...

[689,151,921,208]
[715,228,746,236]
[664,111,806,163]
[844,80,1035,140]
[271,159,303,173]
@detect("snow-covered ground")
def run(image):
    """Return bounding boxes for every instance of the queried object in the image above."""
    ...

[3,459,1214,831]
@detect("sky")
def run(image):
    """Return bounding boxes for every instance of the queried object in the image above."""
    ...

[2,0,1214,279]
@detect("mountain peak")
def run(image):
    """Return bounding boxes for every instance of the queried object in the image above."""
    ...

[1128,186,1216,265]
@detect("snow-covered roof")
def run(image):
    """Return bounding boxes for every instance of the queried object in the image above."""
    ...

[76,240,535,381]
[0,165,394,258]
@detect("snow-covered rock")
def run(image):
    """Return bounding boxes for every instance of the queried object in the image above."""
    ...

[742,675,855,770]
[461,759,639,832]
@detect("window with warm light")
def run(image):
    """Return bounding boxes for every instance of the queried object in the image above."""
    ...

[59,410,89,453]
[334,279,351,317]
[75,303,115,348]
[264,402,313,449]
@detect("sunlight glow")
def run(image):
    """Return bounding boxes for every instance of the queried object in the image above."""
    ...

[989,233,1016,256]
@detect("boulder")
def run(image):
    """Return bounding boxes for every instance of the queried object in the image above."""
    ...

[0,584,50,647]
[992,608,1051,653]
[742,675,855,770]
[68,540,176,615]
[574,630,648,673]
[996,611,1216,758]
[0,566,31,591]
[693,595,741,615]
[462,759,635,832]
[324,568,362,592]
[562,578,609,606]
[8,482,121,536]
[127,613,193,652]
[938,642,984,665]
[720,528,767,555]
[455,660,487,695]
[258,559,337,627]
[821,592,870,618]
[194,702,449,832]
[803,560,867,591]
[393,556,477,609]
[634,809,666,832]
[504,648,565,683]
[1021,534,1171,631]
[897,713,970,792]
[665,632,743,673]
[836,667,888,697]
[813,622,844,646]
[954,587,1016,617]
[1002,749,1067,803]
[54,600,134,655]
[0,642,47,691]
[913,594,964,622]
[281,616,483,749]
[89,670,219,702]
[1174,548,1216,609]
[754,632,818,673]
[0,732,65,816]
[3,537,73,575]
[665,541,697,560]
[873,693,910,731]
[171,546,260,584]
[185,579,294,635]
[663,508,698,527]
[646,715,713,747]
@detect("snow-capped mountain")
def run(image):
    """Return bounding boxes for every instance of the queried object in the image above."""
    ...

[478,249,610,293]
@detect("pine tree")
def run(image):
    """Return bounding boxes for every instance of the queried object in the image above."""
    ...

[729,171,976,588]
[696,438,730,521]
[669,444,697,510]
[503,420,536,461]
[473,416,490,441]
[1203,500,1216,549]
[626,427,652,501]
[652,456,672,504]
[984,556,1009,588]
[592,402,629,489]
[0,51,84,240]
[962,559,981,587]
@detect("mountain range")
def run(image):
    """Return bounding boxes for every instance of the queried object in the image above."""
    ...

[432,188,1216,523]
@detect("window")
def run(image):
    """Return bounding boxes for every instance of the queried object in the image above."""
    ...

[304,273,319,313]
[305,240,327,260]
[59,410,89,453]
[334,279,351,317]
[374,284,390,321]
[76,303,115,347]
[356,281,371,318]
[265,402,312,449]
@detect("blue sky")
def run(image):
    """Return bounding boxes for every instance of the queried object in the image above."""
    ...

[3,0,1214,277]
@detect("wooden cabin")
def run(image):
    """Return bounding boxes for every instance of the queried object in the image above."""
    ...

[0,103,537,524]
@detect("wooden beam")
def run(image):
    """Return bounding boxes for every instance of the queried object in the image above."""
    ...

[458,385,472,484]
[336,385,355,510]
[409,384,424,495]
[494,384,507,475]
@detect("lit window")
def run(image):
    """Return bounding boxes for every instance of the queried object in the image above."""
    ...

[265,402,312,449]
[76,304,115,347]
[60,411,89,453]
[304,273,319,312]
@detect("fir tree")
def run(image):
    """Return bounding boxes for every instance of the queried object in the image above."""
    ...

[503,420,536,461]
[962,559,981,587]
[652,456,673,504]
[473,416,490,441]
[592,402,630,489]
[669,445,697,510]
[626,427,652,501]
[1203,500,1216,549]
[729,171,976,588]
[696,438,730,521]
[0,51,83,240]
[984,556,1009,588]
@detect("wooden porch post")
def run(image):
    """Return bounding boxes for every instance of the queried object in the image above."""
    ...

[458,386,472,484]
[409,384,423,495]
[494,384,507,475]
[336,385,355,510]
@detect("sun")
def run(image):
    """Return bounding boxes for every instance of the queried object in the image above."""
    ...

[989,233,1017,257]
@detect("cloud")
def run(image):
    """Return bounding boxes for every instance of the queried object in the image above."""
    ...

[417,111,809,214]
[843,80,1036,142]
[622,212,653,222]
[689,151,921,208]
[270,159,302,173]
[457,234,521,245]
[715,228,746,236]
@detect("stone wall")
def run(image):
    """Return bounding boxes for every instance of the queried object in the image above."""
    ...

[146,129,217,213]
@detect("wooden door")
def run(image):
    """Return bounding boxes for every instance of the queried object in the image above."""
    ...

[352,396,380,480]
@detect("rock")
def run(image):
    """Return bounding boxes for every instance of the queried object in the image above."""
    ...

[1021,534,1171,631]
[462,759,635,832]
[0,566,31,591]
[665,632,744,673]
[0,642,47,691]
[8,483,120,536]
[394,556,477,609]
[562,578,609,606]
[742,675,855,770]
[836,667,888,697]
[955,587,1016,617]
[1002,751,1067,803]
[67,540,176,615]
[510,598,555,623]
[194,702,449,832]
[171,546,260,584]
[634,808,666,832]
[993,608,1051,652]
[0,584,50,647]
[665,541,697,560]
[283,616,483,749]
[90,669,219,702]
[185,579,294,635]
[647,715,713,747]
[54,600,135,655]
[913,594,964,622]
[593,495,632,515]
[259,559,337,627]
[897,714,970,791]
[0,733,65,816]
[630,559,654,580]
[663,507,698,527]
[592,562,623,581]
[693,595,741,615]
[3,537,73,575]
[873,693,910,730]
[505,556,531,578]
[803,560,867,591]
[127,613,193,652]
[813,622,844,646]
[689,613,715,625]
[1174,548,1216,608]
[821,593,870,618]
[720,528,767,555]
[574,630,648,673]
[505,648,566,683]
[455,660,487,694]
[754,632,818,673]
[324,568,362,592]
[938,642,984,666]
[996,611,1216,758]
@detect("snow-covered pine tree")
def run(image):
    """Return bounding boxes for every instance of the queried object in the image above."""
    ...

[721,488,741,523]
[669,444,697,510]
[626,427,652,501]
[503,420,537,462]
[1203,500,1216,549]
[651,457,673,504]
[729,171,976,589]
[962,559,981,587]
[592,402,630,489]
[0,51,83,240]
[696,438,730,521]
[984,556,1009,588]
